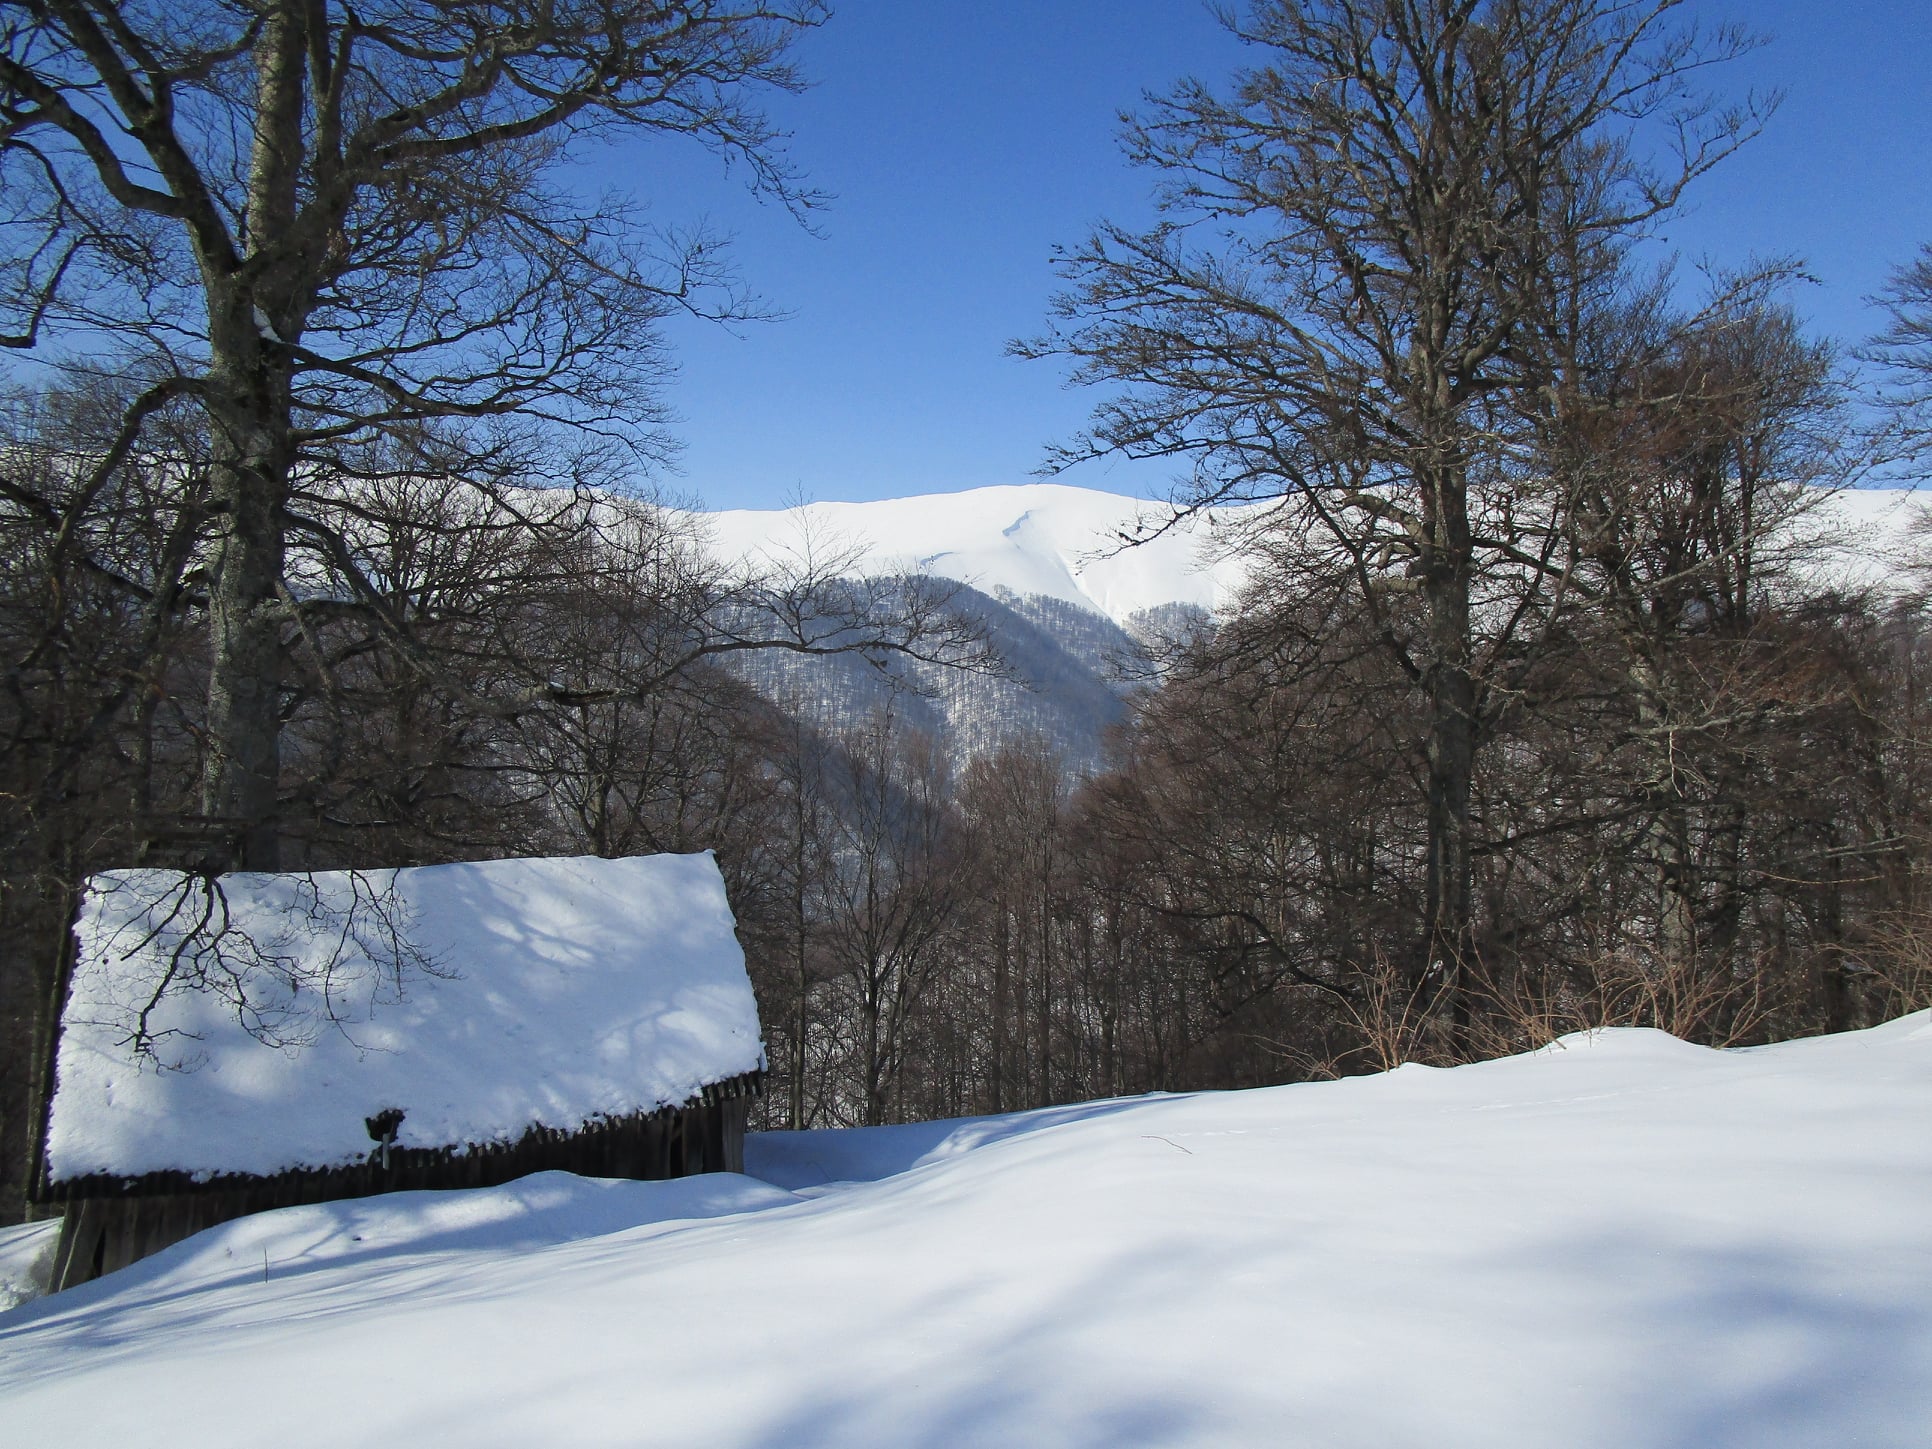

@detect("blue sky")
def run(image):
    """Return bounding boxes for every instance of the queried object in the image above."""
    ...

[618,1,1932,510]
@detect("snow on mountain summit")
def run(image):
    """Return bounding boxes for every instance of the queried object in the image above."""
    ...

[704,483,1250,627]
[702,481,1928,629]
[696,481,1927,776]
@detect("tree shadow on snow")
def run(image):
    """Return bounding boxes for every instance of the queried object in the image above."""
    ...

[746,1096,1166,1190]
[732,1242,1228,1449]
[0,1170,799,1350]
[1510,1233,1932,1449]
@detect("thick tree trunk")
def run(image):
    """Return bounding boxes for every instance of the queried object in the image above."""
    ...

[202,435,287,870]
[1420,457,1478,1048]
[190,8,311,873]
[1628,659,1699,976]
[196,9,309,871]
[198,273,294,871]
[0,875,72,1223]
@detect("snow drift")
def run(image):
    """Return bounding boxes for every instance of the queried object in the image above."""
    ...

[5,1012,1929,1447]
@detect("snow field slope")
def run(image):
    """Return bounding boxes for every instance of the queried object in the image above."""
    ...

[704,482,1251,627]
[4,1015,1931,1448]
[702,481,1927,626]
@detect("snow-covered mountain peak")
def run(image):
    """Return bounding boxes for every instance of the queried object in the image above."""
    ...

[703,482,1251,627]
[703,481,1930,627]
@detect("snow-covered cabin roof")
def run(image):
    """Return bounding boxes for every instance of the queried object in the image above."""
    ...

[44,853,764,1186]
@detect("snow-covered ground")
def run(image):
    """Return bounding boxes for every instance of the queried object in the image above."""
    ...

[0,1220,58,1312]
[4,1014,1929,1447]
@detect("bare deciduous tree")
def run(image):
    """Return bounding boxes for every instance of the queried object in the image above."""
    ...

[1866,244,1932,461]
[1019,0,1768,1040]
[2,0,827,867]
[820,708,963,1126]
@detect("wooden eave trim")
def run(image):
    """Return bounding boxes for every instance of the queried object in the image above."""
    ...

[33,1067,767,1203]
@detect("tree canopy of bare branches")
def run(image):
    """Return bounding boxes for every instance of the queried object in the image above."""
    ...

[1866,244,1932,464]
[1018,0,1774,1038]
[1,0,827,866]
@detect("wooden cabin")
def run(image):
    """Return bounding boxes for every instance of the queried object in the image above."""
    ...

[33,853,765,1292]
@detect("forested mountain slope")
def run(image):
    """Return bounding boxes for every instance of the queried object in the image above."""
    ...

[699,482,1923,771]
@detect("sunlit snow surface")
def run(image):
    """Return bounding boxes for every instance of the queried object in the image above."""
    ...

[5,1015,1931,1447]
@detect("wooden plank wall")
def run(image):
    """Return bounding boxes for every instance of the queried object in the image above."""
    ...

[47,1084,757,1293]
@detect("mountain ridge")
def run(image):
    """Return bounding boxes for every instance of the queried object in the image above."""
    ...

[699,480,1926,620]
[695,482,1928,772]
[701,482,1251,629]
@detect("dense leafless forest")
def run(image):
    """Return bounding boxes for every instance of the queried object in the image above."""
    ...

[6,0,1932,1226]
